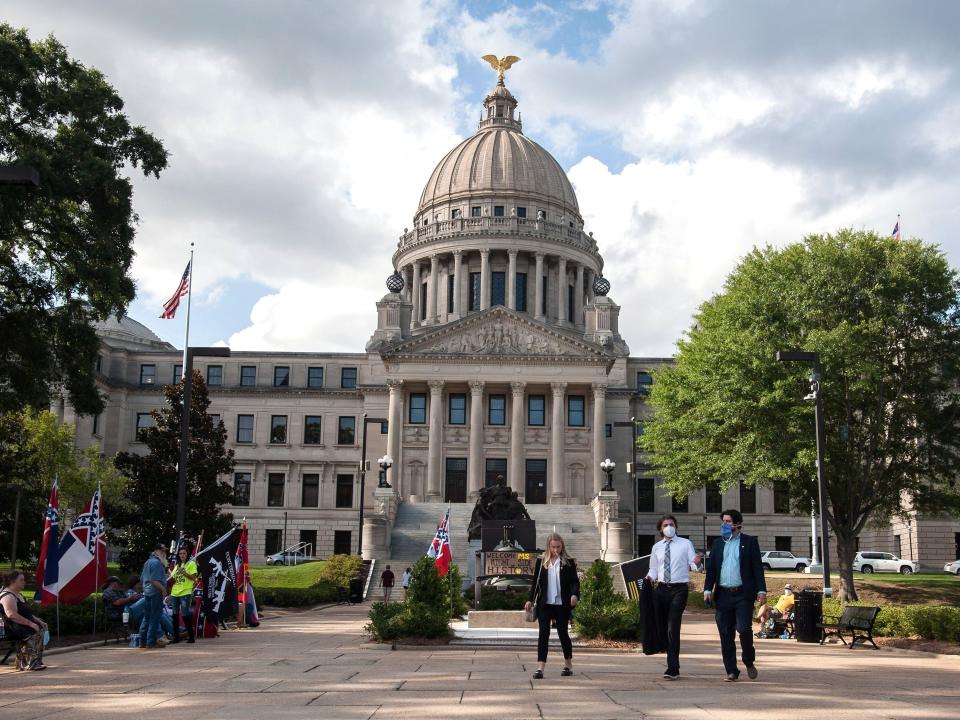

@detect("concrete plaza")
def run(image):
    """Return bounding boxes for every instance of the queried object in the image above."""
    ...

[1,603,957,720]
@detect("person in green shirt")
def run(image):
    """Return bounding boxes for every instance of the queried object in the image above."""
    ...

[169,544,198,644]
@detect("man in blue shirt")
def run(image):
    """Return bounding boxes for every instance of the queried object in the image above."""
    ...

[704,509,766,681]
[139,543,169,649]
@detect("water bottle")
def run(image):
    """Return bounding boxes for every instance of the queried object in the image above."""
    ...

[780,630,789,640]
[122,608,130,624]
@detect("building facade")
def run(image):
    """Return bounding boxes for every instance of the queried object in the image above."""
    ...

[68,76,960,567]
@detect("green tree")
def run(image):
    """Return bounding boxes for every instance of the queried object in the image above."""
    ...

[641,229,960,602]
[114,371,235,568]
[0,24,168,416]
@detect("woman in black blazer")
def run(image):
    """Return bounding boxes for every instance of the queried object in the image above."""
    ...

[524,532,580,679]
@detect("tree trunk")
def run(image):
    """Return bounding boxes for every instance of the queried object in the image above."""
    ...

[10,486,21,570]
[834,532,859,603]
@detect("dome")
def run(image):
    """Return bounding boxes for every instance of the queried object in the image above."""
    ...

[417,129,581,223]
[94,315,176,351]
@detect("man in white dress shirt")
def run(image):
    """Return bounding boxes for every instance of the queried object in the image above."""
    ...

[645,515,701,679]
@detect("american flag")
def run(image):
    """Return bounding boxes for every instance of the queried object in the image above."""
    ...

[160,260,191,319]
[891,216,901,241]
[426,507,452,576]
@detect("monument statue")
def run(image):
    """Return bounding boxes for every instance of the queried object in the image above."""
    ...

[468,474,531,541]
[481,54,521,84]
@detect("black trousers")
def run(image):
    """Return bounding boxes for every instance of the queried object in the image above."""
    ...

[654,583,688,673]
[537,604,573,662]
[715,588,756,675]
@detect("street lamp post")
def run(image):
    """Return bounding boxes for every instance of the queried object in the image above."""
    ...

[357,414,388,556]
[614,418,639,557]
[175,346,230,546]
[378,455,394,488]
[775,350,832,597]
[600,458,616,492]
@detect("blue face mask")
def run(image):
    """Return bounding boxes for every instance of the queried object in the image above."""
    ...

[720,522,735,540]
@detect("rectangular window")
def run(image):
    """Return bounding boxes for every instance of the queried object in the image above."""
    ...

[274,366,290,387]
[451,208,461,219]
[605,423,612,438]
[471,206,481,217]
[493,205,504,217]
[541,276,548,315]
[233,472,251,506]
[637,371,654,390]
[303,415,322,445]
[409,393,427,424]
[488,395,506,425]
[96,355,103,373]
[775,536,792,552]
[516,206,526,218]
[637,534,657,558]
[706,483,723,514]
[420,282,427,320]
[209,413,221,428]
[91,414,100,436]
[567,396,585,427]
[528,395,545,426]
[236,414,254,444]
[567,285,575,322]
[491,271,505,306]
[380,421,388,434]
[337,416,356,445]
[740,480,757,514]
[135,413,154,439]
[267,473,285,507]
[447,274,455,314]
[264,529,282,556]
[307,366,324,388]
[139,364,156,385]
[333,530,352,555]
[449,393,466,425]
[205,365,222,386]
[173,364,182,384]
[469,272,481,311]
[301,474,320,508]
[672,495,689,513]
[299,530,317,556]
[773,480,790,513]
[335,474,353,508]
[240,365,256,386]
[637,477,655,512]
[515,272,527,311]
[341,367,357,389]
[270,415,288,444]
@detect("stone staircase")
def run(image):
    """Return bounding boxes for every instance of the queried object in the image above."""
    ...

[378,502,625,602]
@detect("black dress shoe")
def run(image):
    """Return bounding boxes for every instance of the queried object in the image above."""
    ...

[561,667,573,676]
[724,673,739,682]
[746,665,758,679]
[663,670,679,680]
[532,669,544,679]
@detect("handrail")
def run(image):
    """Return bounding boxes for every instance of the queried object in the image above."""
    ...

[279,541,313,565]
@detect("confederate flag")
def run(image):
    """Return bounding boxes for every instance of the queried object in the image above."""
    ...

[426,507,452,577]
[56,488,107,604]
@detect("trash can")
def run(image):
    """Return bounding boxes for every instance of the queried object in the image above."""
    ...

[348,576,363,604]
[792,590,823,643]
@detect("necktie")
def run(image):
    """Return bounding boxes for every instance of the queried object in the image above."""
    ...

[664,541,672,583]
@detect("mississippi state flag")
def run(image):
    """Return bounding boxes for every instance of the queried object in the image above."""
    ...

[35,478,61,605]
[426,507,452,577]
[56,488,107,604]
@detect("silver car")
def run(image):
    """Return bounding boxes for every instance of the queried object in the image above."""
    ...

[943,559,960,575]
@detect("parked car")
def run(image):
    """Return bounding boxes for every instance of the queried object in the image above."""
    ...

[760,551,812,572]
[943,559,960,575]
[853,551,918,575]
[265,550,311,566]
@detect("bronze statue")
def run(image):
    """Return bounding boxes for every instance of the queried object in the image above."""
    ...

[468,474,531,540]
[481,54,521,84]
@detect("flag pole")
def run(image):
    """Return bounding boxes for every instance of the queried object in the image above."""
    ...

[181,243,194,378]
[91,483,101,638]
[175,244,195,542]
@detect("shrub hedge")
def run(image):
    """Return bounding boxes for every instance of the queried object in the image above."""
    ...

[821,599,960,642]
[471,585,528,611]
[255,582,338,607]
[365,600,449,642]
[573,559,641,640]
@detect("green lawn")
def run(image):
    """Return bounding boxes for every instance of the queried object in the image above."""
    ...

[249,561,326,589]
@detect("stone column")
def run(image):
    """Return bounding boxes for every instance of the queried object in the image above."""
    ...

[386,379,403,488]
[507,249,518,310]
[510,381,525,495]
[427,254,439,324]
[480,249,491,310]
[452,250,462,320]
[586,268,595,303]
[575,263,585,327]
[427,380,444,501]
[534,252,545,321]
[592,383,607,496]
[550,381,566,501]
[468,380,484,499]
[557,256,568,324]
[411,261,422,327]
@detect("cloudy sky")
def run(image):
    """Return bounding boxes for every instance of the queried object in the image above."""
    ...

[6,1,960,356]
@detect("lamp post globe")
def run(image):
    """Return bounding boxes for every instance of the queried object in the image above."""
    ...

[600,458,616,491]
[377,455,393,488]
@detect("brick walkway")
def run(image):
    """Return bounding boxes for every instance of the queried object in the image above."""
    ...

[2,603,957,719]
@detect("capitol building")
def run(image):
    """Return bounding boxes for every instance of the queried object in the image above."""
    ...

[64,70,959,570]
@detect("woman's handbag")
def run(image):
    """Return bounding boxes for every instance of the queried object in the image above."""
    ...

[525,561,544,623]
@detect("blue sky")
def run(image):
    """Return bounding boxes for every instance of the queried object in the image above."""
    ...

[6,1,960,355]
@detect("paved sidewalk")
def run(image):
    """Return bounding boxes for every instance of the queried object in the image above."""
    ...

[2,603,958,719]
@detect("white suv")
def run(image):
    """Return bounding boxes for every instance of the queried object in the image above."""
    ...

[760,551,812,572]
[853,551,919,575]
[943,559,960,575]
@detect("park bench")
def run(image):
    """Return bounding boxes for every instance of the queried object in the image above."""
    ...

[818,605,880,649]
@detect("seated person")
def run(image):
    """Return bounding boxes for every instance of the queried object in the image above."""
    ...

[102,576,138,624]
[758,583,795,627]
[0,570,48,671]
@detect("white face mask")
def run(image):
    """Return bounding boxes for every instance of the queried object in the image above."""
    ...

[662,525,676,538]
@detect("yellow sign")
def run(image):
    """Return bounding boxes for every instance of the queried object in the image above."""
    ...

[485,551,537,577]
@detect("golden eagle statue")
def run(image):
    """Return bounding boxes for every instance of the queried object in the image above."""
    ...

[481,54,521,84]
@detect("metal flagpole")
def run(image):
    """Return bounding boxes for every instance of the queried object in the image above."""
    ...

[92,483,101,637]
[181,243,194,378]
[175,244,195,541]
